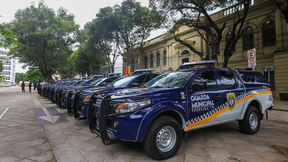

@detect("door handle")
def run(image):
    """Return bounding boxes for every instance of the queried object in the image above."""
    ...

[215,95,222,99]
[238,92,243,96]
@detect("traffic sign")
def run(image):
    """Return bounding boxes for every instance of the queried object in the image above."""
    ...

[248,48,256,68]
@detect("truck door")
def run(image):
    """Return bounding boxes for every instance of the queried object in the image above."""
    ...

[186,70,224,131]
[216,70,245,120]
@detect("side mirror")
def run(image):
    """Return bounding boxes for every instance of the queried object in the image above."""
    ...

[192,81,207,92]
[131,83,141,87]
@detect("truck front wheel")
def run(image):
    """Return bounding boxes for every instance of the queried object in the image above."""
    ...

[143,116,182,160]
[238,106,260,134]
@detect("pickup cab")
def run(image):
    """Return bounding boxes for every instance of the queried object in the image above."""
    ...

[87,61,273,160]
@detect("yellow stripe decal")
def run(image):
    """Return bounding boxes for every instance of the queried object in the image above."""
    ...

[185,91,271,131]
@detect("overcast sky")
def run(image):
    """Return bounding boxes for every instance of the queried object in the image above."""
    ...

[0,0,167,73]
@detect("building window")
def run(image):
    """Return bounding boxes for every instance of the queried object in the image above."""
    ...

[181,50,189,55]
[263,20,276,47]
[157,52,160,67]
[226,32,236,52]
[150,55,153,68]
[163,51,167,65]
[144,56,147,69]
[243,26,254,50]
[182,58,189,63]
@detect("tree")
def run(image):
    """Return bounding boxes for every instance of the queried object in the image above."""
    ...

[150,0,251,67]
[96,0,160,71]
[0,61,2,72]
[70,43,105,76]
[0,23,19,48]
[86,16,118,73]
[8,2,79,83]
[15,73,25,83]
[0,23,20,71]
[273,0,288,23]
[24,69,44,82]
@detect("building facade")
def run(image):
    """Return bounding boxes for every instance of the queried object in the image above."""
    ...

[0,49,16,84]
[126,0,287,99]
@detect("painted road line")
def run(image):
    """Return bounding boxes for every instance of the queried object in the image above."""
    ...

[13,99,17,102]
[0,108,9,121]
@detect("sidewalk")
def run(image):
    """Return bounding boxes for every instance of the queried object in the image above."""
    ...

[273,99,288,111]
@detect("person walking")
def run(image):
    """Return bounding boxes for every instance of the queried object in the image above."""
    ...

[33,81,37,90]
[29,81,32,92]
[21,81,25,92]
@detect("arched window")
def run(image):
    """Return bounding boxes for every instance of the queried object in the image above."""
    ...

[150,55,153,68]
[157,52,160,66]
[243,26,254,50]
[163,51,167,65]
[181,50,189,55]
[263,20,276,47]
[226,32,235,52]
[144,56,147,69]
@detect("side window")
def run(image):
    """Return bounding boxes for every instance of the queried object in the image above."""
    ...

[134,75,150,85]
[101,78,115,85]
[192,71,217,91]
[218,71,236,88]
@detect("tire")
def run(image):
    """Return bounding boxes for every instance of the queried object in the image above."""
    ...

[143,116,182,160]
[238,106,260,134]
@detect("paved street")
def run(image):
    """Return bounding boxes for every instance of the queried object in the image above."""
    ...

[0,86,287,162]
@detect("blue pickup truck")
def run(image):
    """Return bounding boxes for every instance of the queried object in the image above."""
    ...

[73,70,158,120]
[87,61,273,160]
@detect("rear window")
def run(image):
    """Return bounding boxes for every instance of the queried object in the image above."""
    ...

[237,70,268,83]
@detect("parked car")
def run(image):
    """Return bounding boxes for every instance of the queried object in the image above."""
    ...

[87,60,273,160]
[1,82,11,87]
[65,76,119,116]
[72,70,158,120]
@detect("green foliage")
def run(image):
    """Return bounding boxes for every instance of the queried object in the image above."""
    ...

[8,2,79,83]
[24,69,44,82]
[0,23,20,48]
[15,73,25,83]
[70,43,105,76]
[0,76,5,82]
[150,0,250,67]
[94,0,161,69]
[0,60,3,72]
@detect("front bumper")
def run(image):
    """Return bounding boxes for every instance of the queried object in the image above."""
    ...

[87,94,151,145]
[73,93,88,120]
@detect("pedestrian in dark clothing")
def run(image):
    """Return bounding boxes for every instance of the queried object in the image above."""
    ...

[29,81,32,92]
[34,81,37,90]
[21,81,25,92]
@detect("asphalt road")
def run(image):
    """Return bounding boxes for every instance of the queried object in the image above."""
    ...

[0,86,287,162]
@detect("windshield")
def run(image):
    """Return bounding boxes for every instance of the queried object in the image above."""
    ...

[146,71,195,88]
[75,81,86,86]
[108,76,137,88]
[89,78,105,86]
[66,81,76,86]
[82,79,94,86]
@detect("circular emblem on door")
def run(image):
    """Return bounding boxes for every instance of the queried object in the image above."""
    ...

[227,92,236,111]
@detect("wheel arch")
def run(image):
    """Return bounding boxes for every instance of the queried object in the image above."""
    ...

[136,103,187,142]
[239,99,263,120]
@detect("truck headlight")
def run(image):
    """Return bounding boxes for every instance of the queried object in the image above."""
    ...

[83,95,91,102]
[115,98,151,114]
